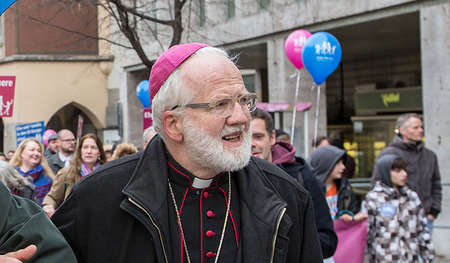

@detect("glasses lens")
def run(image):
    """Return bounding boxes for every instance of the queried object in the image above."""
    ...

[214,98,232,117]
[213,94,257,117]
[245,94,257,112]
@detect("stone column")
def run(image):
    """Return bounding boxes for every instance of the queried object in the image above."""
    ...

[421,2,450,258]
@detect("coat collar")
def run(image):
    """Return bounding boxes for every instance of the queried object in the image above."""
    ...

[122,135,288,262]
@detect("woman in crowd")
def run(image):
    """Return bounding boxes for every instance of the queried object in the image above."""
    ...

[43,133,106,217]
[10,138,54,204]
[0,160,36,201]
[110,142,138,161]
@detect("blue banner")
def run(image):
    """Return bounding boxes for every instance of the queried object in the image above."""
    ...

[0,0,17,16]
[16,121,45,146]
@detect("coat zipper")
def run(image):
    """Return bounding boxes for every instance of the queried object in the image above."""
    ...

[128,197,169,263]
[270,207,286,263]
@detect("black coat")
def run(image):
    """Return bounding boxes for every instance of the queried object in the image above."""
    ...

[52,136,323,263]
[277,156,338,258]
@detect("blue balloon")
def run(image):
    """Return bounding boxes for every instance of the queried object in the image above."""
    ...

[136,80,150,108]
[301,32,342,85]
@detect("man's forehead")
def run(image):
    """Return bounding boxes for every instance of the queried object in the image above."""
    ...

[251,119,268,132]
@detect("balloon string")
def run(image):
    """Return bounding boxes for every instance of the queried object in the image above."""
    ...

[313,84,321,149]
[291,70,301,145]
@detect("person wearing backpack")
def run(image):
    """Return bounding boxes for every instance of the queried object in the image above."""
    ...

[251,108,337,260]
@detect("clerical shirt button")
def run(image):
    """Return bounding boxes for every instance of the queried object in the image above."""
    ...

[206,230,215,237]
[206,252,216,258]
[207,211,215,217]
[203,192,210,198]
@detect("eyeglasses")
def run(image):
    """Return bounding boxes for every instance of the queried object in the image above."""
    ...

[171,93,257,118]
[61,139,76,143]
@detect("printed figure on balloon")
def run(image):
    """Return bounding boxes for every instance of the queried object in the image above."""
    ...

[315,41,337,56]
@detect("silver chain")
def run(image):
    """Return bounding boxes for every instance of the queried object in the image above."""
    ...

[168,172,232,263]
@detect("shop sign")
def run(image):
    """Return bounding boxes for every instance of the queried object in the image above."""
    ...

[356,87,422,113]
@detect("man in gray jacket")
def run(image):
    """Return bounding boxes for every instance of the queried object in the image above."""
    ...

[372,113,442,234]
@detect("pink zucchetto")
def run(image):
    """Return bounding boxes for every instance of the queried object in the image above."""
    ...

[149,43,211,101]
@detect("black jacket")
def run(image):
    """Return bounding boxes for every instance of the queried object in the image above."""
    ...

[277,156,338,258]
[52,136,323,263]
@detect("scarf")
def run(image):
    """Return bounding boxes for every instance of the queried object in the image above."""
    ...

[81,161,101,177]
[16,164,44,182]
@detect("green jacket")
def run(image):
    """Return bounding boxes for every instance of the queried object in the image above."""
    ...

[0,181,77,262]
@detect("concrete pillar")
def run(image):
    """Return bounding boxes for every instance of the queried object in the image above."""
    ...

[420,2,450,258]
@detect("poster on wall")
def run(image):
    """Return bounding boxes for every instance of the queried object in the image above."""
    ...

[143,108,152,131]
[0,76,16,117]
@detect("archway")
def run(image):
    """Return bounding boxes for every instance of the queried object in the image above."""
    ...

[46,103,100,137]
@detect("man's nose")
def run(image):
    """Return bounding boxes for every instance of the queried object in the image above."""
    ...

[226,102,248,125]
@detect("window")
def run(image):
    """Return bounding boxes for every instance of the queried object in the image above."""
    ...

[226,0,235,20]
[258,0,270,11]
[198,0,205,26]
[242,75,256,93]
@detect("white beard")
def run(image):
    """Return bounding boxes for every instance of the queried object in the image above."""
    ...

[182,118,251,173]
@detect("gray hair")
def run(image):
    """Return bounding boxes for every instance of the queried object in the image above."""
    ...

[151,46,232,138]
[396,113,421,130]
[0,160,27,190]
[143,126,156,142]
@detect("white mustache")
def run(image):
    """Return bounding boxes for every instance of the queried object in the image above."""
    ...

[220,125,245,137]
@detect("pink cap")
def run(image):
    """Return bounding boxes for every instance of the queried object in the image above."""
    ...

[149,43,211,101]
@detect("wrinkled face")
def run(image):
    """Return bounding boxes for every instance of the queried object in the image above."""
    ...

[329,159,345,180]
[399,117,424,144]
[179,53,252,172]
[21,141,42,168]
[391,168,407,188]
[251,118,275,163]
[59,131,76,154]
[48,140,59,152]
[81,138,100,166]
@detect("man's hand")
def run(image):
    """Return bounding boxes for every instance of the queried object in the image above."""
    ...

[339,213,353,222]
[0,245,37,262]
[427,214,435,220]
[42,205,55,218]
[354,212,368,222]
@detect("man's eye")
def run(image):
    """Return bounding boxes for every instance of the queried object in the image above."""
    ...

[240,96,249,104]
[215,100,229,109]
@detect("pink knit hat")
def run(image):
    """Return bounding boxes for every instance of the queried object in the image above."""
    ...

[149,43,211,101]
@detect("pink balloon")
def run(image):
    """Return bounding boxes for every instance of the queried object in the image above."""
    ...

[285,30,312,69]
[43,129,57,147]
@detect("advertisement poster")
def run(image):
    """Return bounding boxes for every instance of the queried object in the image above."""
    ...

[0,76,16,117]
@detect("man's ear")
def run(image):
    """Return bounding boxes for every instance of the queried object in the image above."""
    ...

[162,111,183,142]
[270,130,276,146]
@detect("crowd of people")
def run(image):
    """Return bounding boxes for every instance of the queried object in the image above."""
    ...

[0,43,441,263]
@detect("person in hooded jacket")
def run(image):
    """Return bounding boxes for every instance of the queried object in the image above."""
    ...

[251,108,338,259]
[359,154,435,262]
[310,145,360,222]
[372,113,441,235]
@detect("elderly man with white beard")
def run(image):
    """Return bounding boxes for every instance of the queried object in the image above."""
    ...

[51,43,322,263]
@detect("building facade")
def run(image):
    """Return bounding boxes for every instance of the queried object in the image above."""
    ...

[0,0,112,151]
